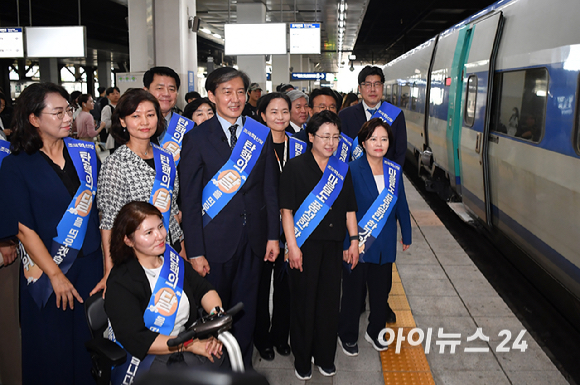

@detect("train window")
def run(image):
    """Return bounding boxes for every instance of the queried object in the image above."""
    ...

[385,84,392,104]
[490,67,548,143]
[411,83,418,111]
[401,85,411,109]
[464,75,477,127]
[392,84,399,106]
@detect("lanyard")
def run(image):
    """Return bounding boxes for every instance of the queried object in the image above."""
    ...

[274,137,288,173]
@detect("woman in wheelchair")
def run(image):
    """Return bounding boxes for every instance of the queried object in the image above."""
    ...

[105,201,226,379]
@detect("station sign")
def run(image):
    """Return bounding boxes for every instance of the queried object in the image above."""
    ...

[291,72,326,81]
[0,28,24,58]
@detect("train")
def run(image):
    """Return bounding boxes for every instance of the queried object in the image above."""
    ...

[381,0,580,326]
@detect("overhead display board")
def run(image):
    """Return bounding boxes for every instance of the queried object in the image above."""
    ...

[0,28,24,58]
[25,26,86,58]
[290,23,321,54]
[291,72,327,81]
[225,24,286,55]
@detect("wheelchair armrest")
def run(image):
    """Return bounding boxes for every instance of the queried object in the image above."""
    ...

[85,339,127,366]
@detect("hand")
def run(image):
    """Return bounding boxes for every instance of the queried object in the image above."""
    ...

[3,128,12,136]
[49,271,83,310]
[401,240,410,252]
[186,337,223,362]
[190,256,210,277]
[264,240,279,262]
[347,241,360,269]
[175,210,183,224]
[0,242,18,266]
[89,271,109,297]
[287,245,303,272]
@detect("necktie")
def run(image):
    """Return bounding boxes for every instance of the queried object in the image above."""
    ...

[229,124,238,150]
[367,108,377,117]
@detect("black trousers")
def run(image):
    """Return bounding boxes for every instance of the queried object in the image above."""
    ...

[205,229,261,369]
[254,248,291,350]
[338,261,393,343]
[289,240,342,373]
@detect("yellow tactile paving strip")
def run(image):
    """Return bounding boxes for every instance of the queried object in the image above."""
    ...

[380,265,435,385]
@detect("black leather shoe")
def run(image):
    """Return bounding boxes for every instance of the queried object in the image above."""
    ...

[275,343,291,356]
[258,347,275,361]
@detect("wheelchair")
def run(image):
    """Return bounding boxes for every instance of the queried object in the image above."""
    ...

[84,292,268,384]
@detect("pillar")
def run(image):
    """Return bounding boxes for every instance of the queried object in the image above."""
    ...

[272,53,290,91]
[97,51,112,89]
[236,3,267,90]
[39,58,59,84]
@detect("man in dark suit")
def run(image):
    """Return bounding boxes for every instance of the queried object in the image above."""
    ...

[338,66,407,167]
[180,67,280,368]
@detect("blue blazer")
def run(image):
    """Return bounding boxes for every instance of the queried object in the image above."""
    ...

[338,102,408,167]
[347,155,412,264]
[0,151,102,255]
[180,116,280,263]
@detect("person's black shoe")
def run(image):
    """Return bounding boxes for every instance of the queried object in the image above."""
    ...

[386,303,397,324]
[258,347,275,361]
[275,343,291,356]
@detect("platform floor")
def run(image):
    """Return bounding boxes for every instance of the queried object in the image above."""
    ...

[254,175,569,385]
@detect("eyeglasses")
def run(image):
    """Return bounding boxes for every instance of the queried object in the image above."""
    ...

[360,82,383,89]
[314,134,341,143]
[41,106,74,120]
[313,104,337,112]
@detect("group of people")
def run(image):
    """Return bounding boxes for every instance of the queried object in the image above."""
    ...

[0,64,412,384]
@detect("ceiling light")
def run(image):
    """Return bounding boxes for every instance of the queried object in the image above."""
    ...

[213,33,221,38]
[200,28,211,34]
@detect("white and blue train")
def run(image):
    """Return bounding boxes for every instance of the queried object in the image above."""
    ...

[382,0,580,322]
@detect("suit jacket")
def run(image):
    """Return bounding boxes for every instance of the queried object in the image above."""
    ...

[105,257,214,360]
[348,155,412,264]
[338,102,408,167]
[180,116,279,263]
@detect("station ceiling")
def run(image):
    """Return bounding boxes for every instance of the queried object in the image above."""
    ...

[0,0,497,73]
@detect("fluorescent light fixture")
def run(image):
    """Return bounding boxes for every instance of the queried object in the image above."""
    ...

[212,33,221,39]
[200,28,211,34]
[225,23,286,55]
[25,26,86,58]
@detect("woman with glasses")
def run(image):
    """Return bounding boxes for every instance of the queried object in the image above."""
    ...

[74,94,106,142]
[97,89,185,296]
[0,82,104,384]
[338,118,411,355]
[252,92,294,362]
[279,110,359,380]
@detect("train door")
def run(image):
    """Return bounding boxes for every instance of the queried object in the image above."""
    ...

[446,27,473,192]
[458,12,504,224]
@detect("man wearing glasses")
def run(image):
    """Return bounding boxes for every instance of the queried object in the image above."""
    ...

[339,66,407,167]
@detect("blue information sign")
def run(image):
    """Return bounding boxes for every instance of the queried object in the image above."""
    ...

[291,72,326,81]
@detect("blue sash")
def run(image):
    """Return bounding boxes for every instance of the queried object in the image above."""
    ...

[291,135,351,247]
[149,145,176,231]
[0,139,10,167]
[351,102,402,161]
[22,138,97,309]
[159,114,195,166]
[201,117,270,227]
[110,245,184,385]
[289,136,306,158]
[357,159,401,263]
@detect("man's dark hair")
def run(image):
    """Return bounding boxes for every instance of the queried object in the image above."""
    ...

[305,110,341,137]
[78,94,92,107]
[105,86,120,96]
[111,89,164,144]
[143,66,181,90]
[183,97,215,120]
[205,67,250,95]
[10,82,69,155]
[357,118,393,154]
[97,86,106,94]
[308,88,341,109]
[185,91,201,102]
[256,92,291,125]
[358,66,385,85]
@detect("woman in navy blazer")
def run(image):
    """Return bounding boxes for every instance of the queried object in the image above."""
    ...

[338,118,412,355]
